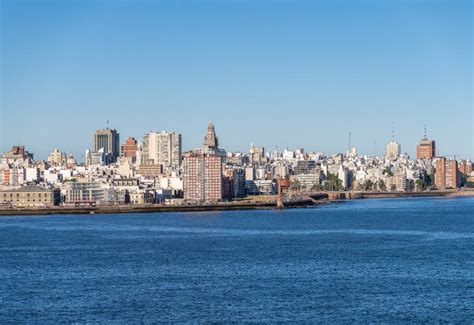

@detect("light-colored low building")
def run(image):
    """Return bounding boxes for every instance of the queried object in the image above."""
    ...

[0,185,60,207]
[61,181,105,205]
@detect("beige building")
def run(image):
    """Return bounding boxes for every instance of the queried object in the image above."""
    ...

[385,141,401,158]
[48,149,67,166]
[0,185,60,207]
[141,131,182,170]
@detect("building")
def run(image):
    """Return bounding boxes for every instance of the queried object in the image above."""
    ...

[137,164,163,178]
[203,122,219,151]
[0,185,60,207]
[62,181,105,205]
[416,131,436,159]
[202,122,226,158]
[94,128,120,163]
[183,153,222,202]
[435,158,460,189]
[385,141,401,158]
[458,160,473,176]
[48,149,66,166]
[121,137,138,162]
[2,145,34,165]
[294,160,317,175]
[141,131,182,170]
[249,144,265,165]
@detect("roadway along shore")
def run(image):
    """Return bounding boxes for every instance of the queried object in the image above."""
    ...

[0,189,472,216]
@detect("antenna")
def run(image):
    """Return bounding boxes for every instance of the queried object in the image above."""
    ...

[424,124,427,139]
[391,122,395,141]
[348,132,352,152]
[106,120,109,129]
[374,140,377,157]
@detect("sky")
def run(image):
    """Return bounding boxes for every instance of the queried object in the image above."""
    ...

[1,0,472,162]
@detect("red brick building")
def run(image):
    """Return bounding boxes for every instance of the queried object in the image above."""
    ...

[416,138,436,160]
[121,137,138,161]
[435,158,460,189]
[183,153,222,202]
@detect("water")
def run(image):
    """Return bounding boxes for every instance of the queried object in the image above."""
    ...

[1,197,473,323]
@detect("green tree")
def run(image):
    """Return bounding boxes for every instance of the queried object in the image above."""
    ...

[415,179,426,191]
[378,179,386,191]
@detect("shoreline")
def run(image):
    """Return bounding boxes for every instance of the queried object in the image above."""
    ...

[0,189,472,216]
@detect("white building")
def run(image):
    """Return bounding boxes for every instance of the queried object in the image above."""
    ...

[385,141,401,158]
[141,131,182,170]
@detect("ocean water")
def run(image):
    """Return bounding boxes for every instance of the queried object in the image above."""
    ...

[0,197,473,323]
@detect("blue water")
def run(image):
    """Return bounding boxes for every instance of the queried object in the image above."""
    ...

[1,197,473,323]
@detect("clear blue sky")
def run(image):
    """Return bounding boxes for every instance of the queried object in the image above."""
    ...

[1,0,472,161]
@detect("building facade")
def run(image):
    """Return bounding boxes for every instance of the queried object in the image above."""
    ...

[416,138,436,160]
[385,141,401,158]
[435,158,460,189]
[141,131,182,170]
[0,185,60,207]
[121,137,138,162]
[183,154,222,202]
[94,128,120,163]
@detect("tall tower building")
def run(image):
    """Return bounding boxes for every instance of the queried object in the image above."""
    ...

[183,153,222,202]
[203,122,219,151]
[416,127,436,160]
[385,141,401,158]
[141,131,182,170]
[435,158,460,189]
[94,128,120,163]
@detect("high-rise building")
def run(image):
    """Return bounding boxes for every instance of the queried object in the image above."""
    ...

[183,153,222,202]
[121,137,138,162]
[141,131,182,170]
[416,128,435,160]
[458,160,473,176]
[94,128,120,163]
[385,141,401,158]
[435,158,460,189]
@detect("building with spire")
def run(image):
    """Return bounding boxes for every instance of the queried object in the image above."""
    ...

[203,122,219,151]
[416,126,436,160]
[202,122,226,158]
[385,125,401,158]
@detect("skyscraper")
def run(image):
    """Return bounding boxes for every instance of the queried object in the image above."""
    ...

[141,131,182,170]
[94,128,120,163]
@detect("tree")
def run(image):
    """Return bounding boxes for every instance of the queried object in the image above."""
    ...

[363,179,374,191]
[415,179,426,191]
[324,173,343,191]
[390,184,397,191]
[378,179,386,191]
[290,180,301,191]
[383,167,394,177]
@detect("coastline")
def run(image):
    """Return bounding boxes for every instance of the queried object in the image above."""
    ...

[1,189,472,216]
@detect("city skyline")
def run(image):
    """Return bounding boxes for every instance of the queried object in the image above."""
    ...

[1,0,473,159]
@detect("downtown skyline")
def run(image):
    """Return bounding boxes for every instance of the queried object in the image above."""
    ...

[1,0,472,160]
